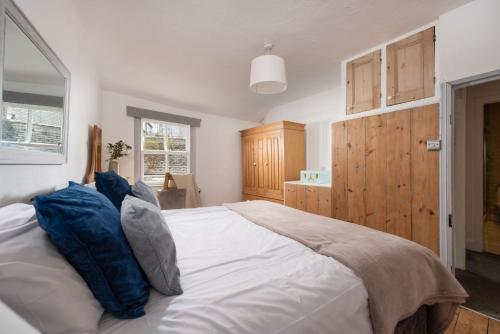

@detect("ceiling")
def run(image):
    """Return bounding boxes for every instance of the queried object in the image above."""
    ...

[75,0,471,122]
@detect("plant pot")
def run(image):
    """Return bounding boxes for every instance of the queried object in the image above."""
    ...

[108,160,119,174]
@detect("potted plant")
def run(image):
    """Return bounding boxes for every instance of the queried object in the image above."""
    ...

[106,140,132,174]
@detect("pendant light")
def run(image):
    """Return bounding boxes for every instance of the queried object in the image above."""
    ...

[249,43,287,94]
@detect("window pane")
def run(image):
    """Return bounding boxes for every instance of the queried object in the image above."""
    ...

[166,125,187,138]
[167,137,186,151]
[1,104,63,153]
[143,153,165,183]
[1,106,28,142]
[141,120,190,183]
[30,109,63,145]
[167,153,188,174]
[142,121,165,150]
[143,135,164,150]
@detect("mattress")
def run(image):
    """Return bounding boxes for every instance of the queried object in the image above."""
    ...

[98,206,372,334]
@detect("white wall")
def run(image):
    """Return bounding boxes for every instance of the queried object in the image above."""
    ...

[0,0,101,206]
[101,91,258,206]
[264,89,340,171]
[439,0,500,83]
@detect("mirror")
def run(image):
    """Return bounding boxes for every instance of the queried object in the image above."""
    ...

[0,0,70,164]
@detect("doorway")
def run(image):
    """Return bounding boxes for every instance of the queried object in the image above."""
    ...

[451,79,500,319]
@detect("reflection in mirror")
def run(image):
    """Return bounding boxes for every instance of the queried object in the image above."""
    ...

[0,14,65,154]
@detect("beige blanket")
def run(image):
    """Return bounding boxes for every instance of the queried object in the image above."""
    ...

[223,201,467,334]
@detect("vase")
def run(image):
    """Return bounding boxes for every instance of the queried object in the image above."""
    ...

[108,160,119,174]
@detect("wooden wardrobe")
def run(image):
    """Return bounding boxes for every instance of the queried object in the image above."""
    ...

[332,104,440,254]
[241,121,305,203]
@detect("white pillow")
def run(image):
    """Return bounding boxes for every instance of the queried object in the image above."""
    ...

[0,203,36,231]
[0,204,103,334]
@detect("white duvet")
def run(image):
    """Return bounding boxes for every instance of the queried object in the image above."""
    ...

[98,206,372,334]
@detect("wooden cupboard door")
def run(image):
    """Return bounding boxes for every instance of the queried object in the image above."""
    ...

[411,104,440,255]
[387,27,435,106]
[365,115,387,232]
[296,184,306,211]
[346,50,381,114]
[332,121,348,220]
[386,110,412,239]
[346,118,366,225]
[255,135,268,196]
[263,133,283,199]
[305,186,319,214]
[242,136,258,195]
[284,183,297,208]
[318,187,332,217]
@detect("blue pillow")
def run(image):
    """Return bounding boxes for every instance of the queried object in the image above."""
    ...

[34,182,150,319]
[95,171,132,210]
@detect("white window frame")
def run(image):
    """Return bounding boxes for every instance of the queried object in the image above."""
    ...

[140,118,190,186]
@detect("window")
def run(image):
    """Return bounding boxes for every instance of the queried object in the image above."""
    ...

[0,102,64,153]
[141,119,190,184]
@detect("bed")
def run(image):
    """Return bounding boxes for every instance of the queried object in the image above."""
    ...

[0,198,467,334]
[98,206,372,334]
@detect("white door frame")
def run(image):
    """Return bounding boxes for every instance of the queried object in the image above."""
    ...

[440,69,500,271]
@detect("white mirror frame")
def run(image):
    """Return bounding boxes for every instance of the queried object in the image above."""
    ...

[0,0,70,165]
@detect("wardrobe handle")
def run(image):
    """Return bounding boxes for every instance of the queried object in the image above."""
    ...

[252,162,256,166]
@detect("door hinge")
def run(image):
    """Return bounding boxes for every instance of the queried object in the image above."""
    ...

[448,214,453,228]
[433,76,436,84]
[433,34,436,42]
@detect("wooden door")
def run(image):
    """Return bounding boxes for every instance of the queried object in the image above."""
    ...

[318,186,332,217]
[296,185,307,211]
[346,118,366,225]
[332,122,348,220]
[306,186,319,214]
[346,50,381,114]
[242,135,258,196]
[284,183,297,208]
[484,103,500,255]
[386,110,412,239]
[411,104,440,254]
[387,27,435,105]
[365,115,387,232]
[331,104,440,254]
[255,135,267,196]
[263,133,283,200]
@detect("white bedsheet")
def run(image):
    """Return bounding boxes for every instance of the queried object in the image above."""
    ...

[98,206,372,334]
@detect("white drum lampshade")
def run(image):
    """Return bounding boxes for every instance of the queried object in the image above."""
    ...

[249,44,287,94]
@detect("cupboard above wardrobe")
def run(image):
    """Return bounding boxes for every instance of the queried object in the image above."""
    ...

[345,26,436,114]
[240,121,305,203]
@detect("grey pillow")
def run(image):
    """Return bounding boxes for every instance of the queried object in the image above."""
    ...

[121,195,182,296]
[132,180,160,208]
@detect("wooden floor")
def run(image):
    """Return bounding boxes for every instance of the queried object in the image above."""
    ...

[446,307,500,334]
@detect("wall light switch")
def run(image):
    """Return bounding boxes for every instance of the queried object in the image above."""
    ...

[426,139,441,151]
